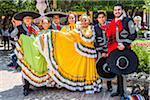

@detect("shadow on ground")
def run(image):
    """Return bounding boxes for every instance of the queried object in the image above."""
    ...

[0,85,120,100]
[0,50,13,71]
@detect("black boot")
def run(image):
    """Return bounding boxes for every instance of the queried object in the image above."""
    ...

[111,92,120,97]
[23,89,29,96]
[111,75,124,97]
[23,79,30,96]
[107,81,113,92]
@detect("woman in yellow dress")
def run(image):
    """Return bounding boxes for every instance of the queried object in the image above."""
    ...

[36,14,102,94]
[61,14,76,32]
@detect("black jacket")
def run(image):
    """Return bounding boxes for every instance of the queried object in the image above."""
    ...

[94,24,108,53]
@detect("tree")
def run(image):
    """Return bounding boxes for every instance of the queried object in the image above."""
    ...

[0,0,16,16]
[0,0,37,16]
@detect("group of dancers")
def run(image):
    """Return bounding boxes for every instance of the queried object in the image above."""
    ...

[12,3,137,99]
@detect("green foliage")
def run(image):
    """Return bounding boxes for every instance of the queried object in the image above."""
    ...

[0,0,147,16]
[145,0,150,10]
[16,0,37,12]
[57,0,145,12]
[131,40,150,73]
[0,0,37,17]
[0,0,16,16]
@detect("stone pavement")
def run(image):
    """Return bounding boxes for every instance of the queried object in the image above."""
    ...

[0,50,120,100]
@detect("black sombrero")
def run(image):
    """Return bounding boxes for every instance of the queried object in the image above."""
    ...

[44,11,67,17]
[96,57,116,79]
[14,11,41,21]
[107,48,139,75]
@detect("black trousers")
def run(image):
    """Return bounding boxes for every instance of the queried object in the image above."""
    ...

[23,78,30,91]
[116,75,124,96]
[3,36,9,50]
[107,80,112,89]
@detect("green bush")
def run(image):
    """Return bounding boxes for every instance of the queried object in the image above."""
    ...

[131,40,150,73]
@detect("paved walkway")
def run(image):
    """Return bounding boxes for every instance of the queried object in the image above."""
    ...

[0,50,120,100]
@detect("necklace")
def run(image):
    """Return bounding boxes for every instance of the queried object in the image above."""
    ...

[78,26,95,42]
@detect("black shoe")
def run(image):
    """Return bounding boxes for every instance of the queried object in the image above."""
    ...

[7,63,13,67]
[100,87,103,92]
[23,89,29,96]
[110,92,120,97]
[107,87,113,92]
[29,88,34,92]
